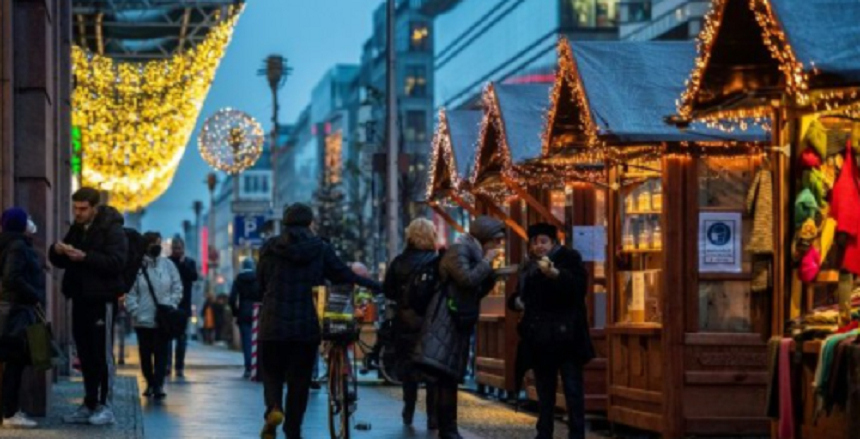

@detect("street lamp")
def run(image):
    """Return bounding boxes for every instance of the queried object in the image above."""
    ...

[206,173,219,296]
[258,54,292,213]
[193,200,204,260]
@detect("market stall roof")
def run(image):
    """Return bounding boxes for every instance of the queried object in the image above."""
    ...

[427,109,482,201]
[570,40,768,144]
[471,83,551,189]
[72,0,240,60]
[678,0,860,120]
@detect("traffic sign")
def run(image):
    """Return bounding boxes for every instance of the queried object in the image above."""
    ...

[234,215,267,246]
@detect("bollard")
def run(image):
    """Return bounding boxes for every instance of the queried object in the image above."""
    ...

[250,303,261,382]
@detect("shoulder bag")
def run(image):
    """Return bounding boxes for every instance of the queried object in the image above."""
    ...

[141,267,186,339]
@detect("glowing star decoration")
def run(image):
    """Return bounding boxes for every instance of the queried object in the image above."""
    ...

[72,6,243,212]
[198,108,265,174]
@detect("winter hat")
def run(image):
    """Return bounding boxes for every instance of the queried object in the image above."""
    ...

[241,257,255,271]
[469,216,506,245]
[1,207,28,233]
[527,223,558,241]
[282,203,314,227]
[800,148,822,169]
[799,247,821,283]
[798,218,818,241]
[794,188,819,227]
[802,169,828,206]
[804,119,828,158]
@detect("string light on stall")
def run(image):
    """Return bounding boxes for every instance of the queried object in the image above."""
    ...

[748,0,810,106]
[198,108,265,174]
[678,0,729,119]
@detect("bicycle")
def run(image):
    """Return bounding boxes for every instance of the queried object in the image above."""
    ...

[320,286,360,439]
[356,299,400,386]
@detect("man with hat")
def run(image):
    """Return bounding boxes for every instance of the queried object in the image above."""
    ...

[256,203,381,439]
[508,222,594,439]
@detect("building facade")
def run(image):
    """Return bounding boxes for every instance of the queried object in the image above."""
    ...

[427,0,618,110]
[618,0,709,41]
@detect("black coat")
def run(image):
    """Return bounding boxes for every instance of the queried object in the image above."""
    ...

[0,232,45,307]
[414,235,497,381]
[49,206,128,302]
[230,270,261,325]
[509,245,595,365]
[383,247,438,335]
[257,226,381,342]
[169,256,199,314]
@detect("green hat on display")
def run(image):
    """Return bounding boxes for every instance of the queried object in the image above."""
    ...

[794,188,819,228]
[804,119,828,158]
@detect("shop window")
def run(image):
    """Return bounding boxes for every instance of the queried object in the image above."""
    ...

[404,65,427,97]
[616,159,663,326]
[409,22,430,52]
[404,110,427,143]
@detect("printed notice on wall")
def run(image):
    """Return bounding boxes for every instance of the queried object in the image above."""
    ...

[698,212,742,273]
[630,272,645,312]
[572,226,607,262]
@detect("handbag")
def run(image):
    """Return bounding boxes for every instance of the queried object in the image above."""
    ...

[141,267,186,339]
[27,304,64,371]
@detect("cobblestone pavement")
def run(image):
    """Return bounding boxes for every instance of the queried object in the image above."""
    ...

[0,376,143,439]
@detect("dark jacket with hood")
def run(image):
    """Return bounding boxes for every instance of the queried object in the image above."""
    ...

[170,256,199,314]
[230,269,261,325]
[50,206,128,302]
[414,216,503,380]
[0,232,45,307]
[257,226,381,342]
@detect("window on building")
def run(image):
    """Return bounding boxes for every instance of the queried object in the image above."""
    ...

[409,22,430,52]
[404,111,427,143]
[404,65,427,97]
[560,0,617,28]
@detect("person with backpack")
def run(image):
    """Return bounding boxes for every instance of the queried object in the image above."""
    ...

[167,237,199,378]
[0,208,45,429]
[414,215,505,439]
[383,218,441,430]
[124,232,182,400]
[50,187,129,426]
[230,257,261,378]
[508,223,594,439]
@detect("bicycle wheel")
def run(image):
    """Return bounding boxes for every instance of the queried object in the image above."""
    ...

[378,344,401,386]
[327,345,351,439]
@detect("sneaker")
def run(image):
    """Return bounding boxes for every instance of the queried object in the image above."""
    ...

[153,387,166,400]
[3,411,37,429]
[175,369,185,379]
[261,409,284,439]
[62,404,93,424]
[88,405,116,426]
[243,369,252,379]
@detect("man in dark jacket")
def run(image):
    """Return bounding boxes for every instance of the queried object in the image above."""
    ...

[257,203,381,439]
[230,257,260,378]
[508,223,594,439]
[49,187,128,426]
[167,237,198,378]
[415,215,504,439]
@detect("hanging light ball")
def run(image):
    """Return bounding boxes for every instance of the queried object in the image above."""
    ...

[198,108,265,174]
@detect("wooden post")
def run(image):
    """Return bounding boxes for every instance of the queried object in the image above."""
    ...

[476,194,527,240]
[430,202,466,234]
[501,174,566,241]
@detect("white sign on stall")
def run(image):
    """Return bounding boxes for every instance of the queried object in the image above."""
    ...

[698,212,742,273]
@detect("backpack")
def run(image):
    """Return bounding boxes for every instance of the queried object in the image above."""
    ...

[402,252,443,318]
[120,228,146,296]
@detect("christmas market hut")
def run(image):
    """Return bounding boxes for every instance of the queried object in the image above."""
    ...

[676,0,860,438]
[550,38,769,438]
[426,108,483,243]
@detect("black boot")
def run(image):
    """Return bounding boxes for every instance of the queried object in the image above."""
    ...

[402,380,418,426]
[402,404,415,426]
[437,382,462,439]
[425,383,439,430]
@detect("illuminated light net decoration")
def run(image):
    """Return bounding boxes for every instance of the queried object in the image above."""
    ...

[71,6,243,212]
[198,108,265,174]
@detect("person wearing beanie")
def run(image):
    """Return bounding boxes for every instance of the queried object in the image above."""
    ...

[508,223,594,439]
[257,202,381,439]
[413,215,505,439]
[0,208,44,428]
[230,257,261,378]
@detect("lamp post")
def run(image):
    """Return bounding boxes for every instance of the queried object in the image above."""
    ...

[259,55,291,220]
[206,173,218,296]
[385,0,400,260]
[193,200,203,260]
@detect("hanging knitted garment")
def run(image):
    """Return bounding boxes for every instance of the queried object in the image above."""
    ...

[746,168,775,254]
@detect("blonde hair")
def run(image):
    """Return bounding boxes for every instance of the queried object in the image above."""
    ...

[405,218,438,251]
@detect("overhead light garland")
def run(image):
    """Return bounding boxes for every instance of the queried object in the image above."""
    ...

[71,5,243,212]
[199,108,265,174]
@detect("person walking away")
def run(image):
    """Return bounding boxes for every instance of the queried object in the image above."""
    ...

[217,293,232,345]
[414,216,505,439]
[167,237,198,378]
[383,218,441,430]
[257,203,381,439]
[125,232,182,399]
[508,223,594,439]
[50,187,128,426]
[0,209,45,428]
[230,257,261,378]
[201,293,217,344]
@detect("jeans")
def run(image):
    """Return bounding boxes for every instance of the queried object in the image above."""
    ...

[260,340,318,438]
[533,356,585,439]
[239,322,253,371]
[2,359,25,418]
[136,327,168,390]
[165,332,188,374]
[72,301,115,409]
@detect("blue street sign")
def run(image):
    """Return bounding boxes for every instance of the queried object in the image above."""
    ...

[234,215,267,246]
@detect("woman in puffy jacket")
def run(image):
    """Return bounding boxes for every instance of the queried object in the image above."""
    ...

[125,231,182,399]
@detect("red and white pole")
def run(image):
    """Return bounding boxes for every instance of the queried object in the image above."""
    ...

[250,303,261,382]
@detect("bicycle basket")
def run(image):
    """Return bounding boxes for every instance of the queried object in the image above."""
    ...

[320,285,359,342]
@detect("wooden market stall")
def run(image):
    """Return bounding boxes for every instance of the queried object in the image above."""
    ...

[551,39,771,438]
[676,1,860,438]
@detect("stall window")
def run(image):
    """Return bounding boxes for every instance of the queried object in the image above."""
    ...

[697,156,764,334]
[617,159,663,326]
